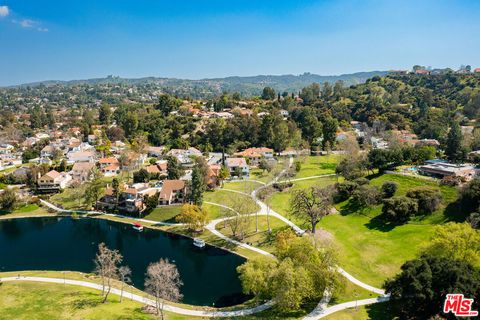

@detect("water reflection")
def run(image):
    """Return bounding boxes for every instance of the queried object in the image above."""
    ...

[0,217,247,307]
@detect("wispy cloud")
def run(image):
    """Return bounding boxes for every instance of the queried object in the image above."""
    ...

[12,18,48,32]
[0,5,9,17]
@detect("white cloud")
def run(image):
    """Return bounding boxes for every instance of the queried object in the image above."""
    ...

[19,19,35,28]
[0,5,9,17]
[37,27,48,32]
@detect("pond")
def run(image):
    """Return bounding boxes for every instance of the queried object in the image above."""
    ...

[0,217,248,307]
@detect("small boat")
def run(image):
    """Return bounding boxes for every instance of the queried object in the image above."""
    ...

[193,238,205,248]
[132,223,144,232]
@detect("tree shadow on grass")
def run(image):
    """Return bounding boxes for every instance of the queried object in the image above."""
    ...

[443,200,471,223]
[364,214,402,232]
[365,301,398,319]
[339,200,362,216]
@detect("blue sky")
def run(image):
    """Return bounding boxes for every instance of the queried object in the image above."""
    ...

[0,0,479,86]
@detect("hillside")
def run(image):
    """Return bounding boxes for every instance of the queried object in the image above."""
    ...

[9,71,388,97]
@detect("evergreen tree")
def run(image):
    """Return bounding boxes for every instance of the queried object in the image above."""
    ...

[445,121,467,163]
[189,164,206,205]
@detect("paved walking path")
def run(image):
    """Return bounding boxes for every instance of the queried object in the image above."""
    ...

[0,276,274,317]
[35,159,389,319]
[39,199,182,226]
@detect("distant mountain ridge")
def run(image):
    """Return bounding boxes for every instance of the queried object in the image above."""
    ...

[10,71,389,97]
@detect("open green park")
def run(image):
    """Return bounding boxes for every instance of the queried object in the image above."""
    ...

[0,154,466,319]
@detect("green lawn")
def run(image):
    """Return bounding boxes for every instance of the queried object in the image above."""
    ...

[0,282,156,320]
[1,204,52,218]
[50,185,88,210]
[203,189,260,214]
[143,205,182,223]
[269,173,461,288]
[294,155,341,179]
[222,181,264,193]
[322,302,392,320]
[267,176,339,227]
[216,215,291,254]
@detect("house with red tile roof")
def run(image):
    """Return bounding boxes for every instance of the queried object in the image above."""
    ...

[234,147,274,166]
[37,170,72,192]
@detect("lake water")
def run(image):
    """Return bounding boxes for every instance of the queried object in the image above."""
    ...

[0,217,248,307]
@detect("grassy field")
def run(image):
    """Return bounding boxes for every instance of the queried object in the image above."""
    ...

[203,189,260,214]
[267,176,339,227]
[0,282,157,320]
[222,181,264,193]
[321,302,392,320]
[0,204,53,218]
[50,185,88,210]
[215,215,290,254]
[294,155,340,179]
[143,205,182,222]
[269,172,461,288]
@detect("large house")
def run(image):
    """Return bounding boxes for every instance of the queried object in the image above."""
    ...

[225,157,249,177]
[67,151,96,164]
[418,161,476,181]
[99,157,120,177]
[96,183,158,215]
[234,147,274,166]
[158,180,187,205]
[167,147,203,166]
[145,161,168,177]
[37,170,72,192]
[71,162,96,183]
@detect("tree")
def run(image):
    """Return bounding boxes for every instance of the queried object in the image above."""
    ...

[321,116,338,150]
[422,222,480,268]
[271,258,313,311]
[460,178,480,212]
[99,104,112,125]
[227,196,255,240]
[93,243,123,303]
[189,165,206,205]
[384,254,480,319]
[261,87,276,100]
[335,156,367,180]
[237,257,277,303]
[258,158,273,173]
[175,204,209,232]
[381,181,398,198]
[0,189,17,213]
[445,121,467,163]
[118,266,132,303]
[237,235,339,312]
[133,168,150,183]
[406,186,442,214]
[218,165,230,186]
[290,186,335,233]
[351,185,381,208]
[166,156,184,180]
[382,196,418,223]
[84,171,104,209]
[299,83,320,105]
[145,259,183,319]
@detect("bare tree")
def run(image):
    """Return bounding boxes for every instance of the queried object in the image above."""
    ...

[290,186,336,233]
[227,196,256,240]
[118,265,132,303]
[93,243,123,303]
[145,259,183,319]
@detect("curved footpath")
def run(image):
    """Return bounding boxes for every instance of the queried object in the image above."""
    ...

[0,276,274,317]
[32,162,389,319]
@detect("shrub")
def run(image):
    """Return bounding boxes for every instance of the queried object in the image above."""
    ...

[406,186,442,214]
[334,181,358,202]
[382,196,418,223]
[294,161,302,172]
[381,181,398,198]
[440,175,463,186]
[351,185,381,208]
